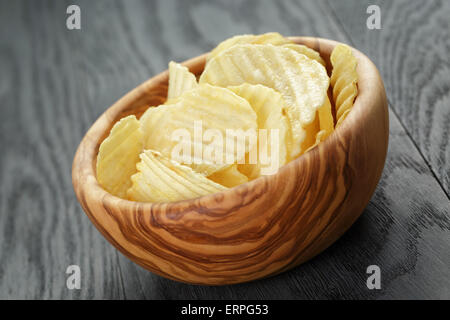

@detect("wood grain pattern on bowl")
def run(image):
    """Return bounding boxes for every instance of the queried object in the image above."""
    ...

[72,37,389,285]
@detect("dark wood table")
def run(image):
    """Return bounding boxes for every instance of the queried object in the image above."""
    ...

[0,0,449,299]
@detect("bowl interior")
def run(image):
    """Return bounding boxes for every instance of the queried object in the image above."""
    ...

[84,37,352,205]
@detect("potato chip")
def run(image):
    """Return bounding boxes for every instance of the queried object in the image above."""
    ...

[237,155,261,181]
[317,96,334,140]
[140,84,257,176]
[208,164,248,188]
[302,97,334,152]
[336,108,351,127]
[330,44,358,124]
[139,103,175,145]
[300,111,320,152]
[304,130,328,153]
[208,32,291,62]
[228,83,290,175]
[200,44,329,158]
[96,115,143,198]
[167,61,198,100]
[127,150,227,202]
[281,43,326,66]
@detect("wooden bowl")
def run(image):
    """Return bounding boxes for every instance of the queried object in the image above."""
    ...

[72,37,389,285]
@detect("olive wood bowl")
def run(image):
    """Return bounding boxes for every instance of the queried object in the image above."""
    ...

[72,37,389,285]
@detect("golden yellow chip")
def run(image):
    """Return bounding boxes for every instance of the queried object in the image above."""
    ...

[237,156,261,181]
[208,164,248,188]
[304,130,328,153]
[200,44,329,158]
[140,84,257,176]
[281,43,326,66]
[228,83,291,176]
[167,61,198,100]
[139,104,175,147]
[300,111,320,152]
[330,44,358,124]
[336,108,351,127]
[208,32,291,62]
[96,115,143,198]
[302,98,334,152]
[317,96,334,140]
[127,150,227,202]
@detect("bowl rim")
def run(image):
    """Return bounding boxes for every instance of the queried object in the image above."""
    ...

[72,36,381,212]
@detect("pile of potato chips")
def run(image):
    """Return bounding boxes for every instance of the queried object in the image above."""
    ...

[96,33,358,202]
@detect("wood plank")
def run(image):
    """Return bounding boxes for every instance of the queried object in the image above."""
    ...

[327,0,450,196]
[0,0,129,299]
[0,0,448,299]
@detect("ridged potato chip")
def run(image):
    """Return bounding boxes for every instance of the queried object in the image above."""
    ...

[208,32,291,62]
[336,108,351,127]
[96,115,143,198]
[228,83,290,176]
[281,43,326,66]
[305,130,328,153]
[300,111,320,152]
[140,84,257,175]
[236,155,261,181]
[139,103,175,145]
[330,44,358,124]
[209,33,325,67]
[200,44,329,158]
[208,164,248,188]
[127,150,227,202]
[302,97,334,152]
[317,96,334,139]
[167,61,198,100]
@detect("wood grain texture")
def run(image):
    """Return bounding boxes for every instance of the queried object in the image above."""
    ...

[1,0,449,298]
